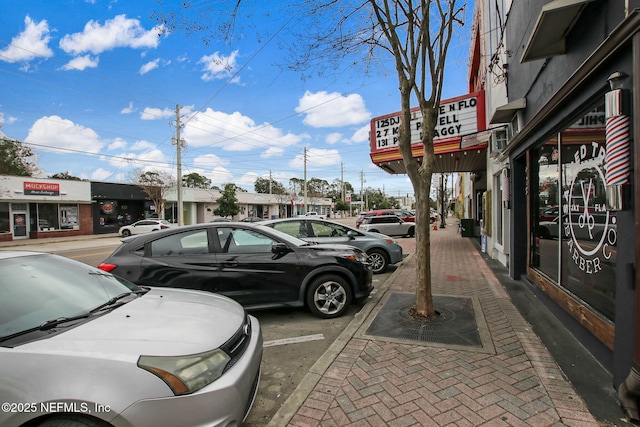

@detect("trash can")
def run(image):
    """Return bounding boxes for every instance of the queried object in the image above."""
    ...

[460,219,475,237]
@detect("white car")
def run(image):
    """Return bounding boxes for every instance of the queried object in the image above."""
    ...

[0,251,262,427]
[118,219,172,237]
[304,212,326,219]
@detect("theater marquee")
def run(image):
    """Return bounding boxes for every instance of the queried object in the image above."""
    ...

[370,91,487,174]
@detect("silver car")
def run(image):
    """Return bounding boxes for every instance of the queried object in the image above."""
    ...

[259,218,403,274]
[359,215,416,237]
[0,251,262,427]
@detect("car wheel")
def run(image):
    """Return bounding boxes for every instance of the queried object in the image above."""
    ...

[39,414,110,427]
[407,226,415,237]
[367,248,389,274]
[539,227,550,239]
[306,274,352,319]
[121,229,131,237]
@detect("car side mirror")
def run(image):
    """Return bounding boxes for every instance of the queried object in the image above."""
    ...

[347,230,355,239]
[271,242,291,254]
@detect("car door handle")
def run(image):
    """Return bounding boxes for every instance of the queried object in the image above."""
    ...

[221,261,238,268]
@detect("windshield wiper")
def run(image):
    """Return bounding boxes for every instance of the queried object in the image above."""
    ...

[0,312,93,343]
[0,289,148,343]
[90,289,147,313]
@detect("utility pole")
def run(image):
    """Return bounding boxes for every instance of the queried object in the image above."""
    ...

[172,104,185,226]
[303,147,308,214]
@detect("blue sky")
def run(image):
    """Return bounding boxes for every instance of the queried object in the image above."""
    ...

[0,0,472,198]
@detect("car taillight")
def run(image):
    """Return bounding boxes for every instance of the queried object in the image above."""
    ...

[98,263,117,272]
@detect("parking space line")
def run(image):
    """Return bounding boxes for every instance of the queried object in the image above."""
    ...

[263,333,325,348]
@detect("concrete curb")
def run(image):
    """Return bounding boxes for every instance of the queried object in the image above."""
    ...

[266,252,415,427]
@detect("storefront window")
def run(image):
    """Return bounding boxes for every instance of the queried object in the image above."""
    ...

[37,204,59,230]
[532,137,560,282]
[531,104,616,321]
[0,202,9,233]
[60,204,79,229]
[559,105,615,321]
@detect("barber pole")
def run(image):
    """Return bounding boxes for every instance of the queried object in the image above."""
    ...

[604,84,630,210]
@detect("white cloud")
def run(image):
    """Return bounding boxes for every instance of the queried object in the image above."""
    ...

[120,102,136,114]
[325,132,343,145]
[261,146,284,158]
[350,124,370,143]
[90,168,113,181]
[238,172,259,188]
[130,140,156,151]
[140,107,174,120]
[296,91,371,128]
[182,108,307,152]
[0,16,53,64]
[108,137,127,150]
[0,113,18,125]
[25,115,105,153]
[61,54,99,71]
[59,15,162,55]
[198,50,239,82]
[193,154,229,169]
[208,166,234,186]
[139,58,160,75]
[290,148,341,168]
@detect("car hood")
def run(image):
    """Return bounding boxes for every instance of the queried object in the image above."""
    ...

[18,288,246,357]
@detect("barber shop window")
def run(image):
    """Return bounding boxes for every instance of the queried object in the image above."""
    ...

[531,103,616,321]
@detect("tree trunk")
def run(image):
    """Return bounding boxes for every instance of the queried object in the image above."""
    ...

[414,183,436,318]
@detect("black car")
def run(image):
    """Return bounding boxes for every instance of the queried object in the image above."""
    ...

[99,222,373,318]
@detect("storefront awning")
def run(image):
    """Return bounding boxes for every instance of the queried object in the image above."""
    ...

[521,0,595,63]
[489,98,526,124]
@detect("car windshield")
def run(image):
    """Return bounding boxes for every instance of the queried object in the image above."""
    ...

[0,253,140,339]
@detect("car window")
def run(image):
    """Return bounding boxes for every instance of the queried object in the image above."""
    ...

[272,221,305,238]
[310,222,348,237]
[217,227,278,253]
[0,254,139,338]
[150,229,209,256]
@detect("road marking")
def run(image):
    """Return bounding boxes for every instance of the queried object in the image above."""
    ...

[263,333,325,348]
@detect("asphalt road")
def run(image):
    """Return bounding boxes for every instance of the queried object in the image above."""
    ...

[8,217,404,425]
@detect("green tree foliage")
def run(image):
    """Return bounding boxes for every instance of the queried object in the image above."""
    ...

[254,177,287,194]
[214,183,241,217]
[49,171,83,180]
[0,137,37,176]
[183,172,211,189]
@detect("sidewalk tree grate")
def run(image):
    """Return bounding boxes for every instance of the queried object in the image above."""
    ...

[359,293,495,353]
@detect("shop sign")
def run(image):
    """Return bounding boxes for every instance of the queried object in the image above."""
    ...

[562,142,617,274]
[24,182,60,196]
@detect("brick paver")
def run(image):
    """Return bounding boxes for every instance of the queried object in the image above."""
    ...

[283,217,599,427]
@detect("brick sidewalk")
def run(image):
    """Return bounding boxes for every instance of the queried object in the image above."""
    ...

[270,217,601,427]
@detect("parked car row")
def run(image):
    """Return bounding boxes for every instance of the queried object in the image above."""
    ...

[100,222,374,319]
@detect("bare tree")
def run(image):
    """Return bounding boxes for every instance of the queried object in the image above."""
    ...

[152,0,465,319]
[131,169,176,219]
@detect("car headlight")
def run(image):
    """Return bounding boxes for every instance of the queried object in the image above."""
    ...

[338,250,369,264]
[138,349,231,395]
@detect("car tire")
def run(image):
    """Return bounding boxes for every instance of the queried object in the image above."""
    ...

[121,229,131,237]
[367,248,389,274]
[407,226,415,237]
[39,414,110,427]
[539,227,550,239]
[306,274,352,319]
